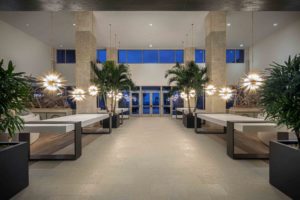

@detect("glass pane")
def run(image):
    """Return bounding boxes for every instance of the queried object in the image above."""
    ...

[153,107,160,114]
[163,93,170,106]
[132,93,139,106]
[175,50,184,63]
[235,49,244,63]
[97,95,106,109]
[56,49,65,63]
[152,93,160,106]
[163,107,171,114]
[143,93,150,106]
[66,50,76,63]
[127,50,143,63]
[143,107,150,114]
[143,50,158,63]
[159,50,175,63]
[226,49,235,63]
[119,91,130,115]
[132,107,139,114]
[118,50,127,63]
[97,49,106,63]
[172,92,184,111]
[196,95,205,109]
[195,49,205,63]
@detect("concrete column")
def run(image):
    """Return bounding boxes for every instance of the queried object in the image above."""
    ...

[75,11,97,114]
[184,47,195,64]
[106,47,118,63]
[205,12,227,113]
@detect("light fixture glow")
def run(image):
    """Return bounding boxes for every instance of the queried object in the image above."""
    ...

[40,72,64,92]
[73,23,76,26]
[71,88,86,101]
[240,44,244,47]
[219,87,233,100]
[149,23,153,26]
[227,23,231,27]
[149,44,153,48]
[189,89,196,98]
[88,85,99,96]
[205,84,217,96]
[273,23,278,27]
[107,91,123,101]
[242,73,263,92]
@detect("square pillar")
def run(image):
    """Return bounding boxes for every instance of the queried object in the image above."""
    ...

[205,12,227,113]
[75,11,97,114]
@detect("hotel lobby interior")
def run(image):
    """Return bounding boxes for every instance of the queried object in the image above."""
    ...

[0,1,300,200]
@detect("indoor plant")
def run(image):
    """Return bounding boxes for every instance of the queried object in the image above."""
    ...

[165,61,208,128]
[91,61,134,128]
[260,55,300,199]
[0,59,31,199]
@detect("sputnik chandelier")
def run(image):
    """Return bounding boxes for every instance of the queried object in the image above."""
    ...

[88,85,99,96]
[219,87,233,100]
[40,72,64,92]
[180,89,196,101]
[205,85,217,96]
[242,73,263,92]
[107,91,123,101]
[71,88,86,101]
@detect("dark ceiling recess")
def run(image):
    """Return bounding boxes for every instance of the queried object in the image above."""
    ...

[0,0,300,11]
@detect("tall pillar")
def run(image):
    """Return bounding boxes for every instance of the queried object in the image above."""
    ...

[184,47,195,64]
[205,12,227,113]
[75,11,97,114]
[106,47,118,63]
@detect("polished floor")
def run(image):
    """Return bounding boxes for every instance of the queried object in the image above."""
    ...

[13,117,289,200]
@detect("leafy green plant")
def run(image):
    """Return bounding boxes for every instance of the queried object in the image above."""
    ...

[260,55,300,147]
[165,61,208,114]
[91,61,134,114]
[0,60,31,138]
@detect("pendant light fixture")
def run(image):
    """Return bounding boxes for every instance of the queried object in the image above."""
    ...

[88,85,99,96]
[219,87,233,100]
[40,12,65,93]
[205,85,217,96]
[241,11,263,92]
[71,88,86,101]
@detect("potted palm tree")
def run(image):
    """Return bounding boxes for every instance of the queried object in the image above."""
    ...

[0,60,31,199]
[260,55,300,199]
[165,61,208,128]
[91,61,134,128]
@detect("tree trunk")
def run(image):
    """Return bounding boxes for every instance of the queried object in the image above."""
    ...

[193,95,197,113]
[187,94,191,114]
[295,129,300,149]
[113,97,117,115]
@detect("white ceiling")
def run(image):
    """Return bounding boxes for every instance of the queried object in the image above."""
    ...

[0,11,299,49]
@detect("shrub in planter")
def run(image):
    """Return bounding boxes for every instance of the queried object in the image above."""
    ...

[103,114,120,128]
[183,113,201,128]
[260,55,300,198]
[0,60,31,198]
[165,61,208,128]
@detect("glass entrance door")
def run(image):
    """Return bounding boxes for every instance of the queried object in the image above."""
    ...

[142,92,160,116]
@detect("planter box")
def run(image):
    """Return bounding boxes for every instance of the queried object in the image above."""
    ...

[183,113,201,128]
[103,114,120,128]
[270,141,300,199]
[0,142,29,199]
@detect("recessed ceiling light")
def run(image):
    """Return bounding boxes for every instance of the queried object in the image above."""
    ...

[73,23,76,26]
[240,44,244,47]
[149,23,153,26]
[273,23,278,27]
[59,44,63,48]
[149,44,153,48]
[25,23,30,27]
[227,23,231,27]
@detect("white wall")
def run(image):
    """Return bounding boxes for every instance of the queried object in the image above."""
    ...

[226,63,246,85]
[251,19,300,71]
[55,64,76,86]
[0,20,51,77]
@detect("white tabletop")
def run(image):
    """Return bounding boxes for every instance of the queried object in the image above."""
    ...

[23,114,110,133]
[196,113,289,133]
[45,114,110,127]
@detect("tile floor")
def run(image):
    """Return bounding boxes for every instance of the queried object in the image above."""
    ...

[13,117,290,200]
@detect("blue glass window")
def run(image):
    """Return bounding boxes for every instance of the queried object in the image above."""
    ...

[97,49,106,63]
[175,50,184,63]
[127,50,143,63]
[159,50,175,63]
[66,50,76,63]
[57,49,65,63]
[226,49,235,63]
[143,50,158,63]
[118,50,127,63]
[195,49,205,63]
[235,49,244,63]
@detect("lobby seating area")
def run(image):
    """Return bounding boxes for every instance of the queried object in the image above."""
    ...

[0,4,300,200]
